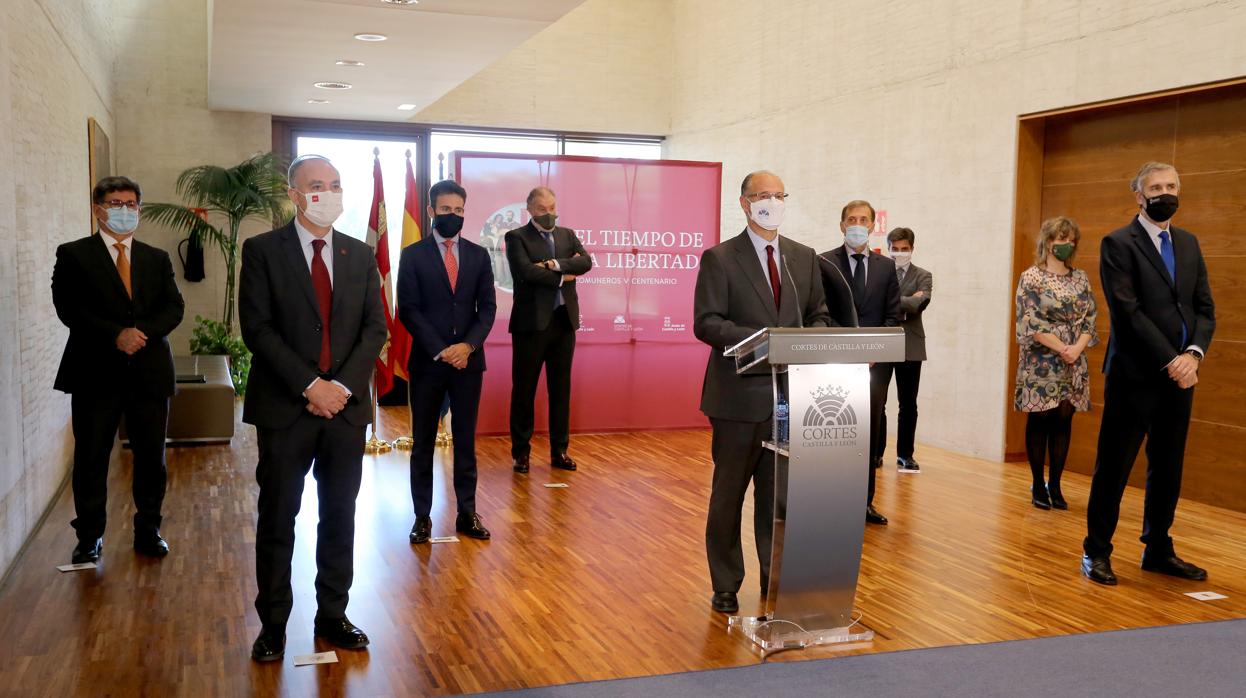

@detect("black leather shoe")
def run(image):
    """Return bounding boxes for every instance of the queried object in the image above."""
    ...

[872,457,883,470]
[251,626,286,662]
[1081,555,1118,585]
[409,516,432,544]
[551,453,578,471]
[513,455,530,474]
[134,532,170,557]
[1141,552,1208,581]
[71,538,102,564]
[711,592,739,613]
[1047,484,1068,510]
[455,512,491,540]
[1032,485,1052,510]
[897,457,921,473]
[313,616,369,650]
[866,505,888,525]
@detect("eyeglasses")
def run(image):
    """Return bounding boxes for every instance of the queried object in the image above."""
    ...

[101,199,141,210]
[744,192,789,202]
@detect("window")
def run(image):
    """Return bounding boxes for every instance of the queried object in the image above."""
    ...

[429,132,558,181]
[563,140,662,160]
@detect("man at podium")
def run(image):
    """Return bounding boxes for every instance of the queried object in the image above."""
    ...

[693,170,832,614]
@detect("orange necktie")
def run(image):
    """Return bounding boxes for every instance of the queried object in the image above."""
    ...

[444,239,458,291]
[114,243,132,297]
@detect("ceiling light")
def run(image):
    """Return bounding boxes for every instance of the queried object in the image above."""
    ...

[382,0,419,5]
[397,104,418,110]
[314,81,352,90]
[354,33,388,42]
[336,60,365,67]
[307,99,331,104]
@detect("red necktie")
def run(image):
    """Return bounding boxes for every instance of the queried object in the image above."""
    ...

[766,244,781,311]
[310,239,333,373]
[444,239,458,291]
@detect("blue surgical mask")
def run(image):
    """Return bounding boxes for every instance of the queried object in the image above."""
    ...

[106,207,140,234]
[844,225,869,249]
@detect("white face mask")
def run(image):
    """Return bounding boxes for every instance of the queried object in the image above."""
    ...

[844,225,870,249]
[891,251,912,266]
[299,190,344,227]
[748,197,785,231]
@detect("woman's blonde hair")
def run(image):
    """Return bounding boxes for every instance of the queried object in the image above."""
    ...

[1035,216,1081,266]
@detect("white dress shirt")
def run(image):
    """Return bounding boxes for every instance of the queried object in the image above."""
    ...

[746,227,782,295]
[845,243,869,284]
[294,216,333,287]
[100,230,133,264]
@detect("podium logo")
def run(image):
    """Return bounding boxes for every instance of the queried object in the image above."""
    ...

[800,385,858,444]
[803,385,856,427]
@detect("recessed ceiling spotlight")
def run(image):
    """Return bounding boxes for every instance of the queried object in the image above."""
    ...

[314,81,353,90]
[336,60,365,67]
[307,99,331,104]
[397,104,418,110]
[382,0,419,5]
[354,33,388,42]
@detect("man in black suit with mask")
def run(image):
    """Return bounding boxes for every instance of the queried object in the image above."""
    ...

[52,175,185,565]
[239,154,387,661]
[819,200,901,525]
[694,170,831,614]
[505,187,592,474]
[1081,161,1215,586]
[398,180,496,544]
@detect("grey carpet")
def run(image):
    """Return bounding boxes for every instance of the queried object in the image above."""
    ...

[474,619,1246,697]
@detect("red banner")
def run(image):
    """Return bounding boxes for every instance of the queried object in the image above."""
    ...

[450,153,722,434]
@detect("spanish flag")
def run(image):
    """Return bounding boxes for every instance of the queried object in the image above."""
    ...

[389,150,421,381]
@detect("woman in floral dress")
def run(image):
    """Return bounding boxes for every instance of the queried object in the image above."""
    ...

[1014,216,1098,510]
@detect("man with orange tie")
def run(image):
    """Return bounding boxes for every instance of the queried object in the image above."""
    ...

[52,176,185,566]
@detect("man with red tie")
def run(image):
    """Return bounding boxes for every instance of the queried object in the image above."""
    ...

[52,176,185,566]
[397,180,496,545]
[239,155,386,662]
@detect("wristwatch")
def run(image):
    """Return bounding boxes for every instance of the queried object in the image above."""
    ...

[1185,349,1203,361]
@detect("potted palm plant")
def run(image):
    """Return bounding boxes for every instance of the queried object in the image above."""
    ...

[143,152,292,394]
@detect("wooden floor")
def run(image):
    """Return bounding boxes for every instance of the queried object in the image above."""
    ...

[2,407,1245,697]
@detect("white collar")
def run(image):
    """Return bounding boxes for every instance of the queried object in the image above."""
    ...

[294,216,332,247]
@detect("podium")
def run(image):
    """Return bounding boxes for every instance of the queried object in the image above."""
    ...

[723,327,905,652]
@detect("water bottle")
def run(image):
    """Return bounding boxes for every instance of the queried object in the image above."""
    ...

[776,394,790,445]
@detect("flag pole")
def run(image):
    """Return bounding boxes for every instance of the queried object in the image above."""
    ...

[364,372,392,454]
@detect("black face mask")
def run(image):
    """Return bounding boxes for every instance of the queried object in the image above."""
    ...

[1142,193,1179,223]
[533,213,557,231]
[433,213,464,238]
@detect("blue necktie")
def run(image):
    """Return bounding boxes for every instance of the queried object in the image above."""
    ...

[544,231,564,309]
[1159,230,1187,347]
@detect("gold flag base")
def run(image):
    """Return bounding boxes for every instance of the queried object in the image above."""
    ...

[365,435,392,454]
[391,435,414,450]
[435,417,452,447]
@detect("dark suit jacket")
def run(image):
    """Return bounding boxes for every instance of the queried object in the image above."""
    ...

[239,222,387,429]
[694,230,831,422]
[397,234,497,373]
[897,263,933,361]
[1100,217,1215,380]
[504,223,592,332]
[819,246,901,329]
[52,234,185,396]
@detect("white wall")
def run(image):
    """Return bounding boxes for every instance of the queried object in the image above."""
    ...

[414,0,673,135]
[0,0,120,576]
[114,0,272,350]
[663,0,1246,458]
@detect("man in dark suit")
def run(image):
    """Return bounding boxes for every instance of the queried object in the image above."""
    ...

[52,176,185,565]
[398,180,496,544]
[1081,162,1215,586]
[694,170,831,614]
[504,187,592,474]
[879,227,932,474]
[239,155,387,661]
[818,200,901,525]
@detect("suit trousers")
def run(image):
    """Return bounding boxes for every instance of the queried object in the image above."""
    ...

[878,360,923,460]
[409,362,483,517]
[254,412,365,628]
[70,391,169,543]
[867,363,892,504]
[1083,371,1194,559]
[510,306,576,459]
[706,417,774,593]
